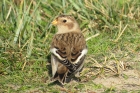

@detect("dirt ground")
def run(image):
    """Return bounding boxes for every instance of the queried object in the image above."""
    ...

[93,69,140,92]
[89,51,140,92]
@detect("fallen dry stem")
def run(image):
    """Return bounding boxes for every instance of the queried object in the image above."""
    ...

[86,33,100,41]
[114,23,128,42]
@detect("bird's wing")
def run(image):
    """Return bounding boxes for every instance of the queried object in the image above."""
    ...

[51,54,58,77]
[51,54,68,83]
[50,32,87,74]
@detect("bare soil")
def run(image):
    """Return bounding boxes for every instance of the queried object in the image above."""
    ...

[88,51,140,92]
[93,69,140,92]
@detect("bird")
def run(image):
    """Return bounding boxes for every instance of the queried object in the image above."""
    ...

[50,15,88,84]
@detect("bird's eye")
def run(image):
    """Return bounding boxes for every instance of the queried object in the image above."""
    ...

[63,20,67,23]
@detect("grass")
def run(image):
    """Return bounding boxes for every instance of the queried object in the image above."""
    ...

[0,0,140,92]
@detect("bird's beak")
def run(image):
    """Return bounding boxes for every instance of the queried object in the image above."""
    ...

[52,19,58,25]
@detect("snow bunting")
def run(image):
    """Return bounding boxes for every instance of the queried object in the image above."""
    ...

[50,15,87,84]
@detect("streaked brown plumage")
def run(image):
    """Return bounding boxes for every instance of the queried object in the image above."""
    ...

[50,15,87,84]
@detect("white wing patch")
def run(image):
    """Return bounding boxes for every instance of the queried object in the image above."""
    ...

[51,48,88,64]
[50,48,65,60]
[73,48,88,64]
[51,55,58,77]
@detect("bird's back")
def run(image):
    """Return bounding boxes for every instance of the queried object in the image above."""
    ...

[51,32,86,63]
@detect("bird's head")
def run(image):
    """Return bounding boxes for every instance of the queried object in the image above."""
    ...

[52,15,80,34]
